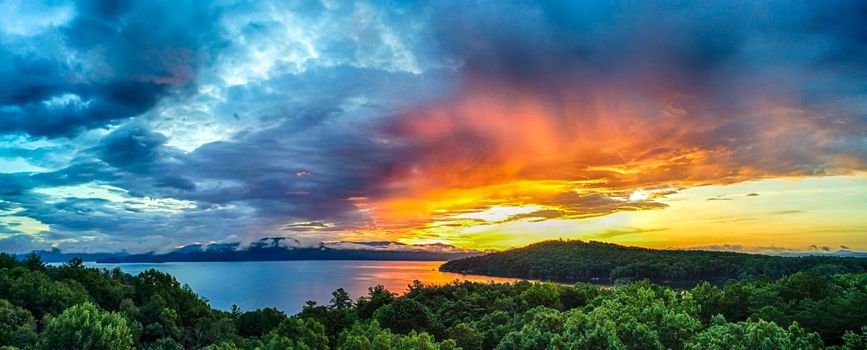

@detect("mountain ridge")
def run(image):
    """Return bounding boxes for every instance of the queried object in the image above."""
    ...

[19,237,482,263]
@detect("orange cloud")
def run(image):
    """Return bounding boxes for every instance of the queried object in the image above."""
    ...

[332,74,867,248]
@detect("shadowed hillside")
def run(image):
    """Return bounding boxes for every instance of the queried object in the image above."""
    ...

[440,240,867,284]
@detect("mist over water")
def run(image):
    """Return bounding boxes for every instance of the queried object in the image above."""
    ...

[85,260,521,314]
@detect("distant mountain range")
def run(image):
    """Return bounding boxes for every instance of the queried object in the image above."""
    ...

[21,237,483,263]
[19,238,866,264]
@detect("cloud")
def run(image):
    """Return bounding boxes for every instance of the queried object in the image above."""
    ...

[688,244,799,254]
[0,0,224,137]
[97,123,168,168]
[356,1,867,242]
[589,228,666,240]
[808,244,833,252]
[1,1,867,252]
[321,241,477,253]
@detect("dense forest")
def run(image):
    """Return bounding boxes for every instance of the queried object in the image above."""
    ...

[1,252,867,349]
[440,240,867,283]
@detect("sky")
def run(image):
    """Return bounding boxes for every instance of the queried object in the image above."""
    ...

[1,0,866,253]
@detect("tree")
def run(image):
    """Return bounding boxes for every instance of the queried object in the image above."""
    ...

[327,288,357,338]
[336,321,454,350]
[264,317,328,350]
[143,337,183,350]
[374,298,433,335]
[560,283,601,309]
[0,299,37,348]
[22,254,45,271]
[41,302,134,350]
[841,326,867,350]
[356,285,395,320]
[496,307,566,350]
[330,288,353,310]
[0,267,90,319]
[201,341,241,350]
[67,257,85,268]
[553,283,700,350]
[685,319,823,350]
[446,323,483,350]
[236,308,288,337]
[521,282,562,309]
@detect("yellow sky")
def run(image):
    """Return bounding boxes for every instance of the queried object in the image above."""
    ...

[390,175,867,252]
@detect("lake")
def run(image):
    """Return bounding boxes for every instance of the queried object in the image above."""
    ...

[83,260,522,314]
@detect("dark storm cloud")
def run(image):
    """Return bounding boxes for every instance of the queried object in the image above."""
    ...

[430,1,867,90]
[0,0,224,137]
[0,234,40,253]
[174,110,396,226]
[97,122,171,169]
[155,176,196,191]
[431,0,867,125]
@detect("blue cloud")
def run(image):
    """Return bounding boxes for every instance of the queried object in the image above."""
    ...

[0,0,225,137]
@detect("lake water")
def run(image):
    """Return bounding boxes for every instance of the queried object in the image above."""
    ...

[83,260,522,314]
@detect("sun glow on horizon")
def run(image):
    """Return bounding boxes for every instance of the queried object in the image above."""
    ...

[371,175,867,252]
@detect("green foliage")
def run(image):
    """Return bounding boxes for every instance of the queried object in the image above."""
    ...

[551,282,701,350]
[330,288,353,310]
[685,319,823,350]
[236,307,287,337]
[142,337,183,350]
[22,254,45,272]
[48,261,132,310]
[0,299,37,348]
[336,321,454,350]
[296,289,357,340]
[0,251,865,349]
[374,298,434,335]
[521,282,562,309]
[41,302,134,350]
[0,255,238,349]
[496,306,566,349]
[685,271,867,344]
[561,282,601,309]
[262,317,329,350]
[356,285,395,320]
[446,323,483,350]
[201,341,241,350]
[0,266,90,319]
[840,326,867,350]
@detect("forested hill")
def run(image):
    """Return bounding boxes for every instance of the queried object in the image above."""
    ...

[439,240,867,283]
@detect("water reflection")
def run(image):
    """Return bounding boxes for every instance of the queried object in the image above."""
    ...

[85,260,522,314]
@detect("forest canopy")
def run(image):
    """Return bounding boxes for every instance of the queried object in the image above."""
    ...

[1,250,866,349]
